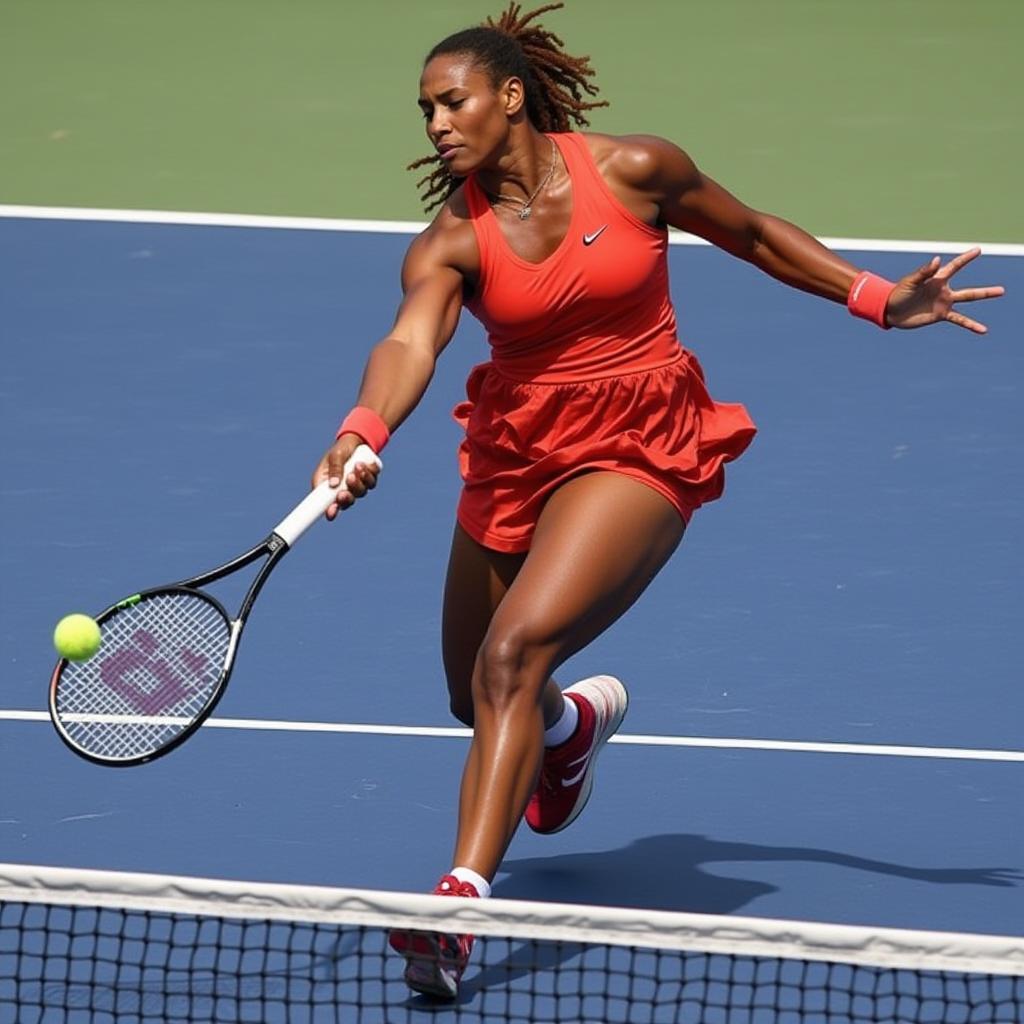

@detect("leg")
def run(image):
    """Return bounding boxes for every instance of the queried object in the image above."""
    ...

[390,523,569,999]
[453,471,685,880]
[441,524,564,729]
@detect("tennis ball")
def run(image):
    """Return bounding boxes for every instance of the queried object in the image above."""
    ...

[54,614,102,662]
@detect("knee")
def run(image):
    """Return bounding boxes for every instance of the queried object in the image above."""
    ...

[472,627,551,711]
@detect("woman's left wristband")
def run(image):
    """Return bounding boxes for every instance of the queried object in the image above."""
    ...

[848,271,895,329]
[336,406,390,452]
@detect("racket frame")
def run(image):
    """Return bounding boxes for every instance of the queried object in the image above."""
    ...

[48,444,381,767]
[48,534,289,767]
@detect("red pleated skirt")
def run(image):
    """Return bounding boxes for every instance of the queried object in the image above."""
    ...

[452,350,757,553]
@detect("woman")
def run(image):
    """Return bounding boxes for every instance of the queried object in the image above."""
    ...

[311,3,1002,999]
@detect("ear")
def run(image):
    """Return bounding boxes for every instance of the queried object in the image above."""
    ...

[499,75,526,118]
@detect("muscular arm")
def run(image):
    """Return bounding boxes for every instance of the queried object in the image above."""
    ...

[611,135,860,304]
[349,220,467,433]
[312,210,474,512]
[599,133,1000,333]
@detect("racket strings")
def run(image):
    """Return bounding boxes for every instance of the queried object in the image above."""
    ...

[55,592,231,760]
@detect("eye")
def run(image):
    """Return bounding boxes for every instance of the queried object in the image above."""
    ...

[449,99,465,111]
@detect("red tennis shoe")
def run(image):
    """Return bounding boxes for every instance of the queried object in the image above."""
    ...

[525,675,629,834]
[388,874,478,999]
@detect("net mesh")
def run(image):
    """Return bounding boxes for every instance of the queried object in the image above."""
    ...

[53,592,231,761]
[1,864,1021,1024]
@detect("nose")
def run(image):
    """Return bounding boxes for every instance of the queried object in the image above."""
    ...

[428,109,451,141]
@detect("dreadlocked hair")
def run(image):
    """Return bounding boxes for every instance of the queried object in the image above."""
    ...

[408,2,608,213]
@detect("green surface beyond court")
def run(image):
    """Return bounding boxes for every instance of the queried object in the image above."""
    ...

[2,0,1021,241]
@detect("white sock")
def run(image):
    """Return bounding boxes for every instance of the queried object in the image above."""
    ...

[450,866,491,898]
[543,693,579,748]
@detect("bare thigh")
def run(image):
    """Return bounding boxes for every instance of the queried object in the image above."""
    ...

[482,471,686,682]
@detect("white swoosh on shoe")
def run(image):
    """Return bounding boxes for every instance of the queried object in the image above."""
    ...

[560,752,591,788]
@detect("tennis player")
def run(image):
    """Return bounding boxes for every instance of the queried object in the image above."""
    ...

[310,2,1004,998]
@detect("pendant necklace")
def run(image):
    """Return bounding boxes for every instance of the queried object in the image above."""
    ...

[482,137,557,220]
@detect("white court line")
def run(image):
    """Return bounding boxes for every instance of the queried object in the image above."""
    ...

[4,710,1022,762]
[2,204,1022,256]
[0,204,426,236]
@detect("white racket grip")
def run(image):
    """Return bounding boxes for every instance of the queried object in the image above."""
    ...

[273,444,382,547]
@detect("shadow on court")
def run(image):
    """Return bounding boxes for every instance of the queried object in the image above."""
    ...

[494,833,1023,914]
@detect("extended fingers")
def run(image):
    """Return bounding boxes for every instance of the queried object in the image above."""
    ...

[950,284,1005,303]
[935,246,982,280]
[944,274,1004,334]
[945,308,989,334]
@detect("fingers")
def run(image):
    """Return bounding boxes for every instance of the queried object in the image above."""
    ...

[905,255,941,284]
[314,437,382,523]
[950,285,1005,303]
[944,309,989,334]
[934,246,982,281]
[339,462,380,501]
[896,248,1003,335]
[943,258,1003,333]
[326,461,380,520]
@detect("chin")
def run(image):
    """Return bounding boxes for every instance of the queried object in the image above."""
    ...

[446,152,477,177]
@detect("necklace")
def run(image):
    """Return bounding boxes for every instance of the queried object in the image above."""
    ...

[481,137,557,220]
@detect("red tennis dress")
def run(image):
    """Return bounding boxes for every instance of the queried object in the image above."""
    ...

[454,132,756,553]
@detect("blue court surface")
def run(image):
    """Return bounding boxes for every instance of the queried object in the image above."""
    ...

[1,215,1021,946]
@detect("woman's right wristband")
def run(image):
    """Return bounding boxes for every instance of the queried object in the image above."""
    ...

[335,406,390,452]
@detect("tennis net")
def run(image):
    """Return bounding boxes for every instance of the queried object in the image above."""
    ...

[1,862,1021,1023]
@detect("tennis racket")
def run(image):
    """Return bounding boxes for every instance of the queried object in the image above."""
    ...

[49,445,381,767]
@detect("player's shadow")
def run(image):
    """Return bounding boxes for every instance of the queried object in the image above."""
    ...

[432,832,1021,1005]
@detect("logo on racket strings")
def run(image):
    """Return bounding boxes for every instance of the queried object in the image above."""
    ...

[99,630,215,715]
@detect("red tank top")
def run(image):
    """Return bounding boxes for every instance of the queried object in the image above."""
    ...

[463,132,683,383]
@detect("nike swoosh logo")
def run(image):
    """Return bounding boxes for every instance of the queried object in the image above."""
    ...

[561,752,591,788]
[582,226,608,246]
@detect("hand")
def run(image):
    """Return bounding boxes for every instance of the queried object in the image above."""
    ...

[886,248,1004,334]
[912,867,1024,888]
[310,432,381,521]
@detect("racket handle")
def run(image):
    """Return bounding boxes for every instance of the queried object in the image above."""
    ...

[273,444,382,547]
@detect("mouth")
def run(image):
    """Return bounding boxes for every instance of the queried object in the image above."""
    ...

[436,144,462,161]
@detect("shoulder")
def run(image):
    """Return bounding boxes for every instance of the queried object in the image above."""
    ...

[578,132,701,197]
[402,184,480,284]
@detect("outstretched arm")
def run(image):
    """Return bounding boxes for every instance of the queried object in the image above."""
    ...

[346,235,464,432]
[612,135,1004,333]
[310,221,467,519]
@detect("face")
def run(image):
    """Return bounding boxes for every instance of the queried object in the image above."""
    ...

[418,54,523,175]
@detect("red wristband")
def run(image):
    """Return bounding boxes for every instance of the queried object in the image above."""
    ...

[336,406,390,451]
[847,271,895,329]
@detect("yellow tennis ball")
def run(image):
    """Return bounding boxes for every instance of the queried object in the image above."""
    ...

[54,614,102,662]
